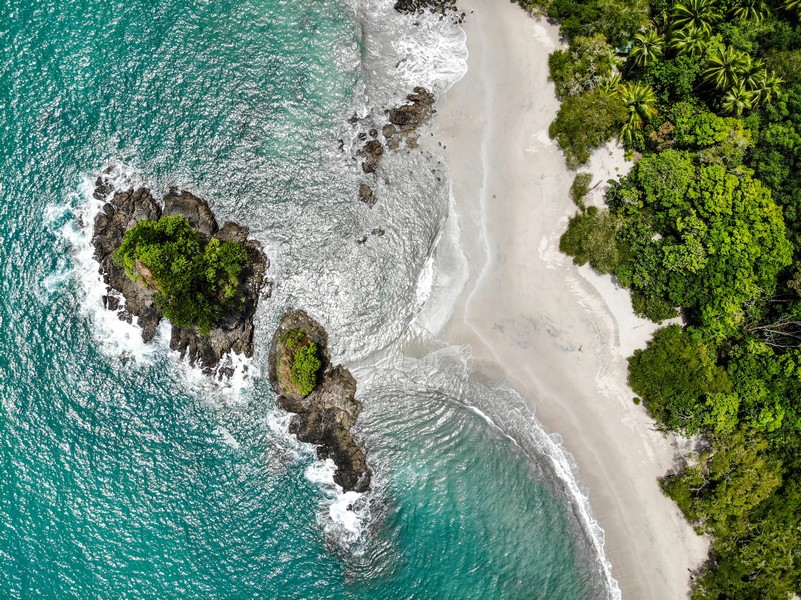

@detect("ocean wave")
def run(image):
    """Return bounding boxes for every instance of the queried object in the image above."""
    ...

[356,344,621,599]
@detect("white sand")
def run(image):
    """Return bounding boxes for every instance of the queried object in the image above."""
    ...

[425,0,709,597]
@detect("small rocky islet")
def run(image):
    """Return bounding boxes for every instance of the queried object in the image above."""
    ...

[91,173,269,375]
[268,310,371,493]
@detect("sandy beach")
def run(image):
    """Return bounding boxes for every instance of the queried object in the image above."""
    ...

[425,0,709,597]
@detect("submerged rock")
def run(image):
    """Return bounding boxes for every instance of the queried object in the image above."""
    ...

[360,139,385,174]
[91,175,269,373]
[358,183,376,207]
[394,0,460,19]
[269,310,371,493]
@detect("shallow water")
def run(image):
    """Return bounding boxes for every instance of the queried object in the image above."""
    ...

[0,0,612,597]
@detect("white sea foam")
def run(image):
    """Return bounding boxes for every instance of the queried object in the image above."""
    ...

[49,164,162,363]
[305,458,369,549]
[213,425,241,450]
[346,0,467,108]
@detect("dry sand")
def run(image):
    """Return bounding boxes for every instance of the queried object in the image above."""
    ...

[424,0,709,597]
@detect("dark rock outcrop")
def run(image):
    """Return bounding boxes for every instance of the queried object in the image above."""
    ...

[269,310,371,493]
[358,183,376,207]
[91,175,269,373]
[387,86,435,132]
[394,0,464,24]
[355,86,437,204]
[360,140,385,174]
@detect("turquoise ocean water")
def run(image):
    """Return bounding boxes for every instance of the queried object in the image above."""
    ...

[0,1,613,597]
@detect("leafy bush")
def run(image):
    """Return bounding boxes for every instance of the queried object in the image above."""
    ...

[560,206,621,273]
[570,172,593,209]
[280,329,321,396]
[549,91,629,168]
[292,342,321,396]
[114,216,249,334]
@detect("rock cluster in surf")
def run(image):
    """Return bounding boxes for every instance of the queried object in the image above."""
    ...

[269,310,371,493]
[355,86,436,208]
[91,172,269,374]
[394,0,465,24]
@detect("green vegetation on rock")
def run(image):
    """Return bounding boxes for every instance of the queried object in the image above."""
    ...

[114,216,249,334]
[279,329,321,397]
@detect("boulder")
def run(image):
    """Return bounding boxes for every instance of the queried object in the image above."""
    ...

[162,190,218,238]
[358,183,376,207]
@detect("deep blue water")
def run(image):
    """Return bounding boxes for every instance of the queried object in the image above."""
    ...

[0,1,610,597]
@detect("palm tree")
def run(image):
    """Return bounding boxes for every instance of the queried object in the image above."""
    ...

[740,56,765,90]
[617,82,658,131]
[669,25,708,57]
[703,45,750,90]
[721,81,755,115]
[629,29,664,67]
[672,0,721,35]
[730,0,769,23]
[747,70,784,105]
[597,72,622,96]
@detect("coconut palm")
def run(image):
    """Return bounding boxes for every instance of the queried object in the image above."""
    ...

[669,25,708,57]
[617,82,659,128]
[672,0,721,35]
[629,29,664,67]
[721,81,755,115]
[730,0,769,22]
[703,45,750,90]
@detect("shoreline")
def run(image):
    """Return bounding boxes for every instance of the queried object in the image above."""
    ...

[424,0,708,597]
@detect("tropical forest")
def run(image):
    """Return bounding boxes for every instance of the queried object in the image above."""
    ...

[525,0,801,595]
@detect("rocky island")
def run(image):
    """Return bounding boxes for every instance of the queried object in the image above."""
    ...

[92,174,269,374]
[269,310,371,493]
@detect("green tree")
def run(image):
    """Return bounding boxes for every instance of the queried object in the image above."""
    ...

[703,44,750,90]
[612,153,792,339]
[670,25,709,57]
[114,216,249,334]
[629,325,733,433]
[549,90,629,168]
[560,206,622,273]
[549,34,619,99]
[729,0,769,23]
[721,80,755,115]
[616,82,658,145]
